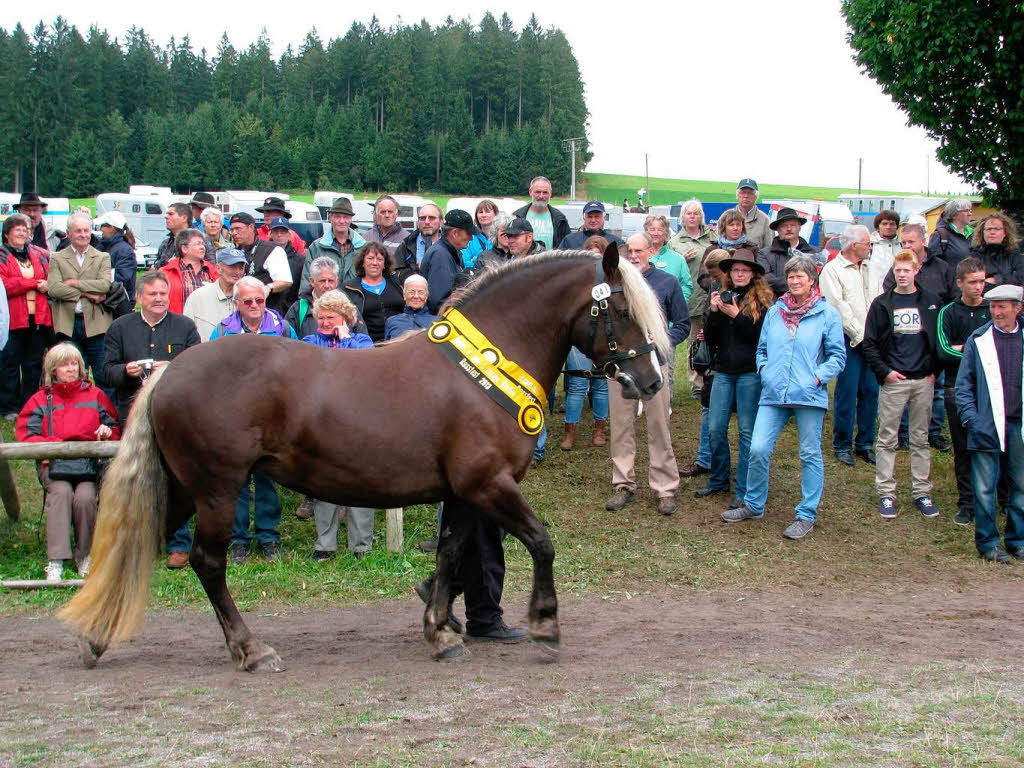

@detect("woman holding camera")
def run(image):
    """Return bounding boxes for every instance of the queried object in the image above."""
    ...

[698,250,773,508]
[16,343,120,582]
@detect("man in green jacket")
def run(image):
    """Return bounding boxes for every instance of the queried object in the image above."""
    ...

[299,198,366,297]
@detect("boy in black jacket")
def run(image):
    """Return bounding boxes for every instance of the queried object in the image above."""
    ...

[937,257,991,525]
[862,249,942,520]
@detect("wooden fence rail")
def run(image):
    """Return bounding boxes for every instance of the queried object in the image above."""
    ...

[0,441,403,551]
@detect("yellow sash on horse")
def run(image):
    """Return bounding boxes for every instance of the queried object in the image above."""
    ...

[428,307,547,435]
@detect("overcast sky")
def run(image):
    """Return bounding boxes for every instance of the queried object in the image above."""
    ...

[12,0,972,194]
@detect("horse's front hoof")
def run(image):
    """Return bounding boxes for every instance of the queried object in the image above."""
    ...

[430,628,466,661]
[77,636,104,669]
[529,617,560,646]
[242,643,285,673]
[533,636,561,658]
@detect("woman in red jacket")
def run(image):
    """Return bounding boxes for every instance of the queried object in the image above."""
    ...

[16,343,120,582]
[0,213,53,419]
[159,229,219,314]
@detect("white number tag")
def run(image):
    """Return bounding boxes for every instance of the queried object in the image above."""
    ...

[592,283,611,301]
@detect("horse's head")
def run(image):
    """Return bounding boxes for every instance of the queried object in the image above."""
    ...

[573,242,671,400]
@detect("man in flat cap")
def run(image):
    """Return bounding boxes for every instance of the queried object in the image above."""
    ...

[955,283,1024,563]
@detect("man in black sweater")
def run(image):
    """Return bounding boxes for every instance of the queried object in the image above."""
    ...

[937,257,991,526]
[862,249,942,521]
[103,271,202,570]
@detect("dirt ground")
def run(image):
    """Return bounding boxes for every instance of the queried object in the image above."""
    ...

[1,582,1022,767]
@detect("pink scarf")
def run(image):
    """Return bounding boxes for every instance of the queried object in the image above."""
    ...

[779,286,821,336]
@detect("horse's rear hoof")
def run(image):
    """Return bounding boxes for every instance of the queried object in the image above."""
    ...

[533,637,561,658]
[77,636,103,669]
[434,644,469,662]
[242,643,285,673]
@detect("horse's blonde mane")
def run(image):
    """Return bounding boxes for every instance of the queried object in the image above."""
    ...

[457,249,670,359]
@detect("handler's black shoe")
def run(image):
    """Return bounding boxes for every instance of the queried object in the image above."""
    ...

[467,622,528,643]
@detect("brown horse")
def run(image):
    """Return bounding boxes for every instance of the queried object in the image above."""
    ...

[60,245,671,669]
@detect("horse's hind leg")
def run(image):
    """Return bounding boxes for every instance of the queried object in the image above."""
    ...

[425,499,473,661]
[190,495,284,672]
[469,475,559,650]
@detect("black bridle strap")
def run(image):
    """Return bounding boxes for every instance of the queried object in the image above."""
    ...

[573,262,656,377]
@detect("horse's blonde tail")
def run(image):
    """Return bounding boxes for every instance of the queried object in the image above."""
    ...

[58,367,170,649]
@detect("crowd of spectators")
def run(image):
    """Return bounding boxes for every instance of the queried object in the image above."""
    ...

[3,179,1023,594]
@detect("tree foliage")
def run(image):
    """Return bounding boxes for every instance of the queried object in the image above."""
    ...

[0,14,590,197]
[841,0,1024,216]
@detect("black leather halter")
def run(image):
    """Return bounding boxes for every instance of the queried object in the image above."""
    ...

[563,263,657,379]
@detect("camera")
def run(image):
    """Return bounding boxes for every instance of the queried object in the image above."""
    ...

[138,358,155,376]
[719,290,736,304]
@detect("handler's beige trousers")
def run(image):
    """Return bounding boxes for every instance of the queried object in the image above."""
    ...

[609,364,679,497]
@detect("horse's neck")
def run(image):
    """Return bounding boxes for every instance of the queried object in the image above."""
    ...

[461,262,590,390]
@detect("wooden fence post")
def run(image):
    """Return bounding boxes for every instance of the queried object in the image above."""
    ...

[0,457,20,522]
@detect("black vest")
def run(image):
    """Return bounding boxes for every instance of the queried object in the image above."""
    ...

[244,240,287,315]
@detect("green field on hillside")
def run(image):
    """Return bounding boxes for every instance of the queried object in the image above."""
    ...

[583,172,913,206]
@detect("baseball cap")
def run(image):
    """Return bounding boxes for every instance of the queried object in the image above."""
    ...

[737,178,759,191]
[444,209,480,235]
[583,201,606,215]
[229,212,256,227]
[95,211,127,230]
[216,248,247,266]
[268,216,291,231]
[505,217,534,236]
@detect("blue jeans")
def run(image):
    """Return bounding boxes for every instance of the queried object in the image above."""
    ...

[832,340,879,452]
[564,347,609,424]
[696,407,711,468]
[707,372,761,499]
[534,425,547,461]
[59,315,109,397]
[232,472,282,546]
[167,521,192,553]
[971,422,1024,555]
[744,405,826,522]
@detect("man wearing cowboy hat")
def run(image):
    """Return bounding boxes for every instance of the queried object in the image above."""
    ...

[13,193,60,252]
[299,197,366,297]
[757,206,821,297]
[189,192,216,227]
[255,196,307,255]
[820,224,882,466]
[955,283,1024,563]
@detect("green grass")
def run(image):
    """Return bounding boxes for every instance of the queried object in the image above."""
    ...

[582,171,914,206]
[2,351,1020,616]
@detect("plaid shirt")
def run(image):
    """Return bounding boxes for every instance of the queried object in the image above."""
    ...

[180,260,214,302]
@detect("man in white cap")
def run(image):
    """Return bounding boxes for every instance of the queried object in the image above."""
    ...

[955,283,1024,563]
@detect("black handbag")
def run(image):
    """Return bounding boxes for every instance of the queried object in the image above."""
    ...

[45,392,100,483]
[689,337,712,375]
[102,282,131,318]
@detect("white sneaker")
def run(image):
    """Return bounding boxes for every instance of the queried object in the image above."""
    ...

[45,560,63,583]
[79,556,91,578]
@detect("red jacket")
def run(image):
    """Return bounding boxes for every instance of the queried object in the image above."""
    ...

[257,226,307,255]
[159,257,219,314]
[16,380,121,443]
[0,243,53,330]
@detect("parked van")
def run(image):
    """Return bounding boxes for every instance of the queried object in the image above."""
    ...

[94,192,170,267]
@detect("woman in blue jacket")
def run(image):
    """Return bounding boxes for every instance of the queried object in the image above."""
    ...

[721,253,846,540]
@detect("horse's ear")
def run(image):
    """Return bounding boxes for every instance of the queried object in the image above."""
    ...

[602,241,619,280]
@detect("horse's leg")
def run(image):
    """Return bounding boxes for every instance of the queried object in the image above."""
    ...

[425,499,473,661]
[189,493,283,672]
[468,474,559,650]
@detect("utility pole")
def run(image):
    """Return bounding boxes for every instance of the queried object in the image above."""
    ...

[857,158,863,194]
[561,137,584,201]
[645,153,649,206]
[926,154,930,195]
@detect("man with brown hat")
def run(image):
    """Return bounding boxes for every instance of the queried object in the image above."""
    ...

[13,193,59,251]
[299,198,366,296]
[189,192,216,227]
[255,196,307,255]
[757,207,821,297]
